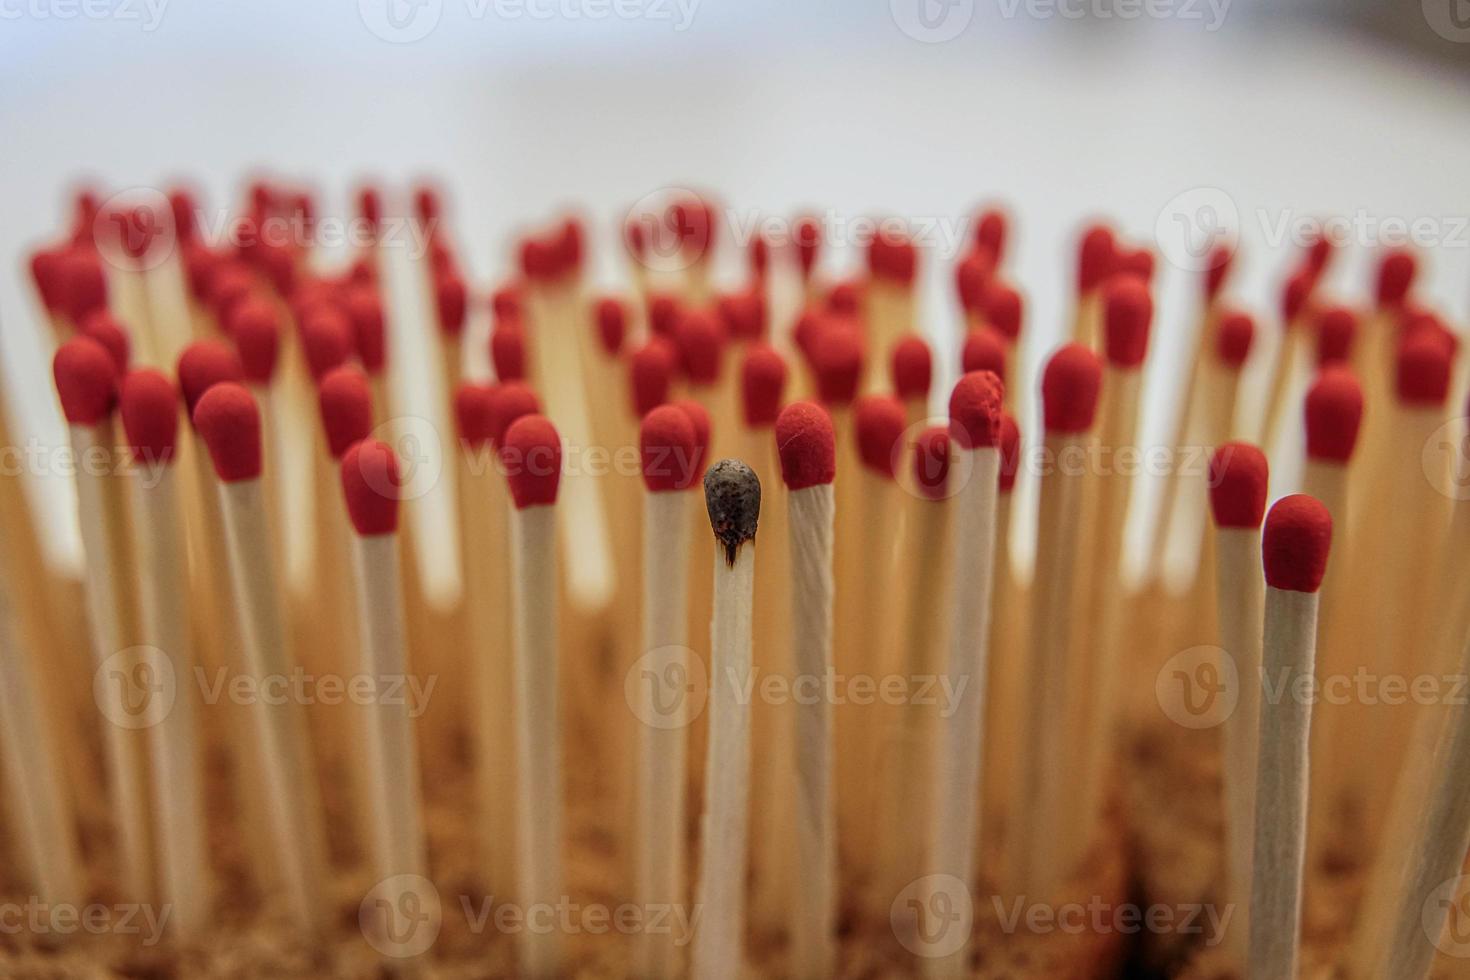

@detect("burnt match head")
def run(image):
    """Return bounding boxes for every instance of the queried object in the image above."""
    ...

[704,458,761,566]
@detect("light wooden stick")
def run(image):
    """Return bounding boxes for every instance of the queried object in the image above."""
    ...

[692,459,760,980]
[1250,494,1332,980]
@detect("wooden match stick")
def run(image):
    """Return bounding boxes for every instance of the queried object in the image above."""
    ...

[1259,267,1316,454]
[925,370,1003,976]
[118,369,209,935]
[864,231,916,391]
[1206,441,1269,969]
[1023,343,1102,896]
[1071,222,1115,346]
[341,440,427,888]
[982,283,1025,411]
[1250,493,1332,980]
[501,413,565,978]
[633,404,699,979]
[52,336,152,900]
[692,458,761,980]
[890,335,932,429]
[775,401,837,978]
[193,382,326,932]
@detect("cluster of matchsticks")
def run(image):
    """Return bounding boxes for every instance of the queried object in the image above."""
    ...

[4,181,1470,978]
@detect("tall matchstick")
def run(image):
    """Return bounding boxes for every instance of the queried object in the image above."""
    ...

[119,369,209,935]
[925,370,1004,977]
[52,336,152,900]
[1071,222,1115,346]
[890,335,932,428]
[692,458,761,980]
[501,413,565,978]
[1206,441,1269,969]
[1250,493,1332,980]
[633,404,699,979]
[775,401,837,978]
[1023,342,1102,895]
[193,382,327,932]
[340,441,428,887]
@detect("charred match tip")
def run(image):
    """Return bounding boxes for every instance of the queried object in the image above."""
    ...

[704,458,761,566]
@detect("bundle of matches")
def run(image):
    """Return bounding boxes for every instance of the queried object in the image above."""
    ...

[1,180,1463,980]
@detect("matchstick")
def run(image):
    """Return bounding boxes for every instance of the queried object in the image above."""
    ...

[1206,441,1269,969]
[692,458,761,980]
[982,283,1024,411]
[864,232,916,390]
[775,401,837,978]
[340,440,427,888]
[1250,493,1332,980]
[1314,305,1358,369]
[1023,342,1102,896]
[193,382,327,932]
[1259,267,1317,454]
[633,404,699,979]
[501,413,565,978]
[1071,222,1115,346]
[52,336,152,900]
[119,369,209,935]
[890,334,932,428]
[985,412,1025,892]
[925,370,1004,977]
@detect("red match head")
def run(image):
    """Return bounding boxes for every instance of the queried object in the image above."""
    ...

[1281,268,1316,326]
[961,328,1007,382]
[794,215,821,280]
[812,324,864,407]
[868,228,917,285]
[192,382,261,483]
[355,185,381,231]
[207,263,256,322]
[413,185,441,224]
[490,325,527,383]
[1102,276,1152,368]
[253,241,297,297]
[1376,248,1417,309]
[955,249,993,314]
[1262,494,1333,593]
[318,366,374,460]
[59,248,108,321]
[341,439,401,536]
[489,381,542,450]
[674,309,726,386]
[826,280,863,317]
[119,369,180,466]
[748,232,769,279]
[1304,367,1363,464]
[949,370,1005,450]
[342,285,386,376]
[1215,310,1255,370]
[79,310,131,374]
[1314,306,1357,368]
[741,343,788,429]
[1396,330,1452,407]
[983,283,1023,342]
[775,401,836,490]
[53,336,118,426]
[640,404,699,492]
[1041,343,1103,434]
[1076,222,1116,294]
[491,282,522,324]
[454,382,497,450]
[648,294,681,338]
[913,426,951,501]
[227,296,283,384]
[176,340,245,417]
[794,310,824,363]
[500,414,562,509]
[1303,231,1335,277]
[718,289,766,342]
[890,335,932,402]
[1208,442,1268,530]
[1204,244,1234,302]
[28,247,65,312]
[855,394,906,478]
[435,272,467,337]
[975,207,1008,265]
[998,413,1020,493]
[630,339,675,417]
[299,306,352,383]
[673,399,712,480]
[595,297,627,357]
